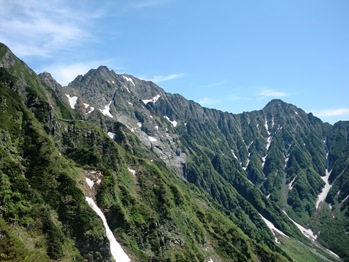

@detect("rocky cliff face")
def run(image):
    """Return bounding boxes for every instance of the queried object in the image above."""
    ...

[66,66,189,175]
[1,42,348,261]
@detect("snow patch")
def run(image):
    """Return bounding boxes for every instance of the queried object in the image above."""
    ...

[242,158,250,171]
[100,101,113,118]
[87,107,95,114]
[128,168,136,176]
[262,155,267,167]
[259,213,288,243]
[86,177,94,189]
[326,248,341,259]
[83,103,89,109]
[247,141,254,149]
[316,169,332,209]
[155,125,159,130]
[148,136,157,142]
[163,115,177,127]
[96,179,102,185]
[283,211,317,241]
[142,94,160,105]
[342,195,349,204]
[264,118,272,152]
[107,132,115,139]
[122,75,135,86]
[288,176,297,190]
[266,136,272,150]
[284,155,289,169]
[137,122,142,128]
[85,197,131,262]
[231,150,238,160]
[65,94,78,109]
[123,85,130,93]
[264,118,271,135]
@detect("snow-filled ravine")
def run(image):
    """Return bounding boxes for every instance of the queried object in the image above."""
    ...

[282,211,317,241]
[288,176,297,190]
[259,213,288,243]
[315,144,333,209]
[100,101,113,118]
[65,94,78,109]
[316,168,332,209]
[85,197,131,262]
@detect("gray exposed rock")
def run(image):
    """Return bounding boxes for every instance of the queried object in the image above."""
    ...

[67,66,188,175]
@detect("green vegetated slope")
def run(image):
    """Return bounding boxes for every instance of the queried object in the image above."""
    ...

[0,43,291,261]
[146,90,349,261]
[0,42,348,261]
[0,62,111,261]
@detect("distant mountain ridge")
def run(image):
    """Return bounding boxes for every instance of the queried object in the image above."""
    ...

[61,64,349,260]
[1,42,348,261]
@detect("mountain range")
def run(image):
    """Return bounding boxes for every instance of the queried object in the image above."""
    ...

[0,42,348,262]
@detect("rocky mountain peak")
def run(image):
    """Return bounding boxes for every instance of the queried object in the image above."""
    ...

[97,65,110,72]
[263,99,297,112]
[260,98,311,128]
[0,43,17,68]
[39,71,53,78]
[69,65,116,86]
[265,98,287,107]
[39,72,62,91]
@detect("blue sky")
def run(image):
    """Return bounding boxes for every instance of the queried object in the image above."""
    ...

[0,0,348,124]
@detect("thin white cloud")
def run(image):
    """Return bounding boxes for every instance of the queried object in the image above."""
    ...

[316,108,349,117]
[0,0,104,58]
[40,61,118,86]
[143,73,185,83]
[198,97,219,106]
[199,81,227,88]
[228,94,244,101]
[133,0,173,9]
[256,88,289,98]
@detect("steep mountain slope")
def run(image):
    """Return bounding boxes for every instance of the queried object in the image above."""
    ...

[65,64,349,260]
[0,42,348,261]
[0,43,292,261]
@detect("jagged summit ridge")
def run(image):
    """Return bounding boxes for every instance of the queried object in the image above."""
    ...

[63,64,335,183]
